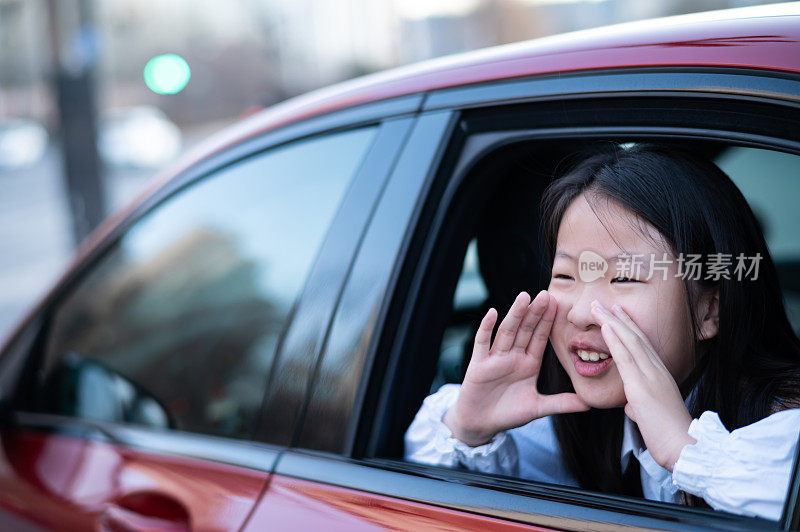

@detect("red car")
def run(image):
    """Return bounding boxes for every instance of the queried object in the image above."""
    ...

[1,3,799,530]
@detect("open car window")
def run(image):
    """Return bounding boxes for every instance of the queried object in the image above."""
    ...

[387,135,800,527]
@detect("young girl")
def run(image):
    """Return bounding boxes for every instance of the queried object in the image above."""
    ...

[405,144,800,521]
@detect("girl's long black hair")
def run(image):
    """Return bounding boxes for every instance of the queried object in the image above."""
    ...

[536,143,800,503]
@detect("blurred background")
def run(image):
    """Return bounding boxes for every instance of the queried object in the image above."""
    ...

[0,0,789,339]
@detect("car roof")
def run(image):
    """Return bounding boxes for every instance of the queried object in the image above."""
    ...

[221,3,800,148]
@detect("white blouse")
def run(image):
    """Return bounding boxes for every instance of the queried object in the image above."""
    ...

[404,383,800,521]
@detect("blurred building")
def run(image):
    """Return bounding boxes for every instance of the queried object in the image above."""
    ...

[1,0,790,129]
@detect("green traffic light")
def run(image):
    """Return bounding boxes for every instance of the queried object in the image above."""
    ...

[144,54,191,94]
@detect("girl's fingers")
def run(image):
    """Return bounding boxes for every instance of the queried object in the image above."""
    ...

[492,291,532,353]
[609,303,667,370]
[608,303,648,345]
[512,290,549,351]
[525,293,556,357]
[535,392,590,417]
[591,301,655,372]
[472,308,497,360]
[599,321,641,384]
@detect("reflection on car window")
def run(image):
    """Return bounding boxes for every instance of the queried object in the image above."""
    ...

[38,127,377,440]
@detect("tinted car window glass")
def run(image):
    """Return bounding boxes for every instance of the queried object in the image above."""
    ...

[37,127,377,440]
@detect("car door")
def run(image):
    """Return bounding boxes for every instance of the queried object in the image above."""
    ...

[0,106,412,531]
[245,69,800,530]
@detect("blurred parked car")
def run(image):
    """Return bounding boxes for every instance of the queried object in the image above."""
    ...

[0,4,799,531]
[98,105,182,169]
[0,118,48,170]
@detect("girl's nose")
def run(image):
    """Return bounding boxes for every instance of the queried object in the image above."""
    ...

[566,286,606,330]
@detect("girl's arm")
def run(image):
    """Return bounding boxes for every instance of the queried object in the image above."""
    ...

[404,383,519,476]
[671,408,800,521]
[591,300,799,520]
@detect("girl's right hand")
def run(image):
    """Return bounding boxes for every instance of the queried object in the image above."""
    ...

[443,290,590,446]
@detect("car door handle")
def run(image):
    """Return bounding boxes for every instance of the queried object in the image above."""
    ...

[98,491,190,532]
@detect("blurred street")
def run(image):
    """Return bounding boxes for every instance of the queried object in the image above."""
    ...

[0,123,227,340]
[0,142,71,340]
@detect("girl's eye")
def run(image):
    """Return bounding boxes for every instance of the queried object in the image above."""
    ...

[553,274,574,280]
[611,276,638,283]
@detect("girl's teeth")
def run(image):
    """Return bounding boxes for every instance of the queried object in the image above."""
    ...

[577,349,610,362]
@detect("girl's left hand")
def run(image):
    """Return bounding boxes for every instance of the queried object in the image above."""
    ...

[591,300,696,472]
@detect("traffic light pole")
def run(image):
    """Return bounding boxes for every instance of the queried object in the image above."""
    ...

[46,0,105,247]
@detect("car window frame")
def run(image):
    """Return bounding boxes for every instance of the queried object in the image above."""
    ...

[289,110,460,453]
[251,115,417,447]
[279,68,800,531]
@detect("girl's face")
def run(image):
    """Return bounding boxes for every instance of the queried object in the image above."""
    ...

[547,193,697,408]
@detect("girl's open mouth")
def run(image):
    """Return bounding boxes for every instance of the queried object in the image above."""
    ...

[575,349,610,362]
[571,351,614,377]
[568,342,614,377]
